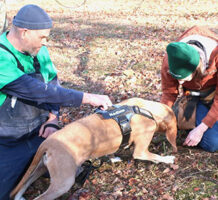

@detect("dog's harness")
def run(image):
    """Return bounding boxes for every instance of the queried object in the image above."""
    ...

[72,105,156,192]
[95,105,155,150]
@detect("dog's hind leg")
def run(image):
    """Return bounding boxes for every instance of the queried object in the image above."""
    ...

[13,157,47,200]
[34,152,77,200]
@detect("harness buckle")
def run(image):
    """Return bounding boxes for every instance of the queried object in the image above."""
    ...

[133,105,140,114]
[119,118,132,135]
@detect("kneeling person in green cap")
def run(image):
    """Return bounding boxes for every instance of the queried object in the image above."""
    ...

[161,26,218,152]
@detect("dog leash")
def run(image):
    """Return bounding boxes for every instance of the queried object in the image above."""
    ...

[72,155,124,192]
[71,160,101,192]
[42,123,61,134]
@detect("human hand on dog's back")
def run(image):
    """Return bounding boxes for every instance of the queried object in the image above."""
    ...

[82,93,112,110]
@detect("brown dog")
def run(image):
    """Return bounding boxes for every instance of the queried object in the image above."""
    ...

[11,98,177,200]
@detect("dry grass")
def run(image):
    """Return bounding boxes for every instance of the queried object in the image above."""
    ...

[6,0,218,92]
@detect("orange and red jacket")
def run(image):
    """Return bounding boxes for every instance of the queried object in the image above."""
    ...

[161,26,218,128]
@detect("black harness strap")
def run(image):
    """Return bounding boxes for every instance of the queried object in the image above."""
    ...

[95,105,155,150]
[33,56,41,74]
[116,114,132,149]
[96,105,135,149]
[0,43,41,74]
[0,43,24,72]
[132,105,155,120]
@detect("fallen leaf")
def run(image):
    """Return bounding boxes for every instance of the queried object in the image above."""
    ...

[163,168,171,173]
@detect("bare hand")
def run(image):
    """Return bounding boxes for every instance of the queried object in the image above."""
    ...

[183,122,208,146]
[82,93,112,110]
[39,114,59,138]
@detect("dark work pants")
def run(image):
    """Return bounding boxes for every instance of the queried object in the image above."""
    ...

[197,101,218,152]
[0,133,45,200]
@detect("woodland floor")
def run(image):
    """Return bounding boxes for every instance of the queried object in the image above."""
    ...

[5,0,218,199]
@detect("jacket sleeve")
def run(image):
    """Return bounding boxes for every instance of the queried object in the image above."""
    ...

[202,49,218,128]
[1,74,84,108]
[160,55,179,107]
[202,84,218,128]
[37,76,60,112]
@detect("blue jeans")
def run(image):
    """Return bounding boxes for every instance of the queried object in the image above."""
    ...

[196,101,218,152]
[0,133,45,200]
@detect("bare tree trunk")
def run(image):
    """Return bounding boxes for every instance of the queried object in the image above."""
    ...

[0,0,8,34]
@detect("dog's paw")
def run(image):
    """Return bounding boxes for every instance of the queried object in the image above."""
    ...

[162,155,175,164]
[110,156,122,163]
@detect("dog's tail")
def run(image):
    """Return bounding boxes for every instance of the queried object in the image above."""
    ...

[10,141,48,200]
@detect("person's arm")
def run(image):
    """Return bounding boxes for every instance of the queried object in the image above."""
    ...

[1,73,112,110]
[201,47,218,128]
[39,75,61,138]
[1,74,84,107]
[46,75,60,116]
[160,55,179,107]
[184,45,218,146]
[201,86,218,128]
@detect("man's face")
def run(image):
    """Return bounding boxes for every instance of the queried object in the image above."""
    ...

[22,29,50,56]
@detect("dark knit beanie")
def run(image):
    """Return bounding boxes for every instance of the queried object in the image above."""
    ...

[167,42,200,79]
[13,4,52,30]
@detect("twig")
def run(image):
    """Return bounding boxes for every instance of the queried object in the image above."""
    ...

[132,0,145,14]
[54,0,87,9]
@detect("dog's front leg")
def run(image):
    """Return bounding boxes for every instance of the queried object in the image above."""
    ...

[135,152,175,164]
[132,130,175,164]
[133,143,175,164]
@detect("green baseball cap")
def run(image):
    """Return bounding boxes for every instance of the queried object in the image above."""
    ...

[166,42,200,79]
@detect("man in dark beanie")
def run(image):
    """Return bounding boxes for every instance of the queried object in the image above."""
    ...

[161,26,218,153]
[0,4,112,199]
